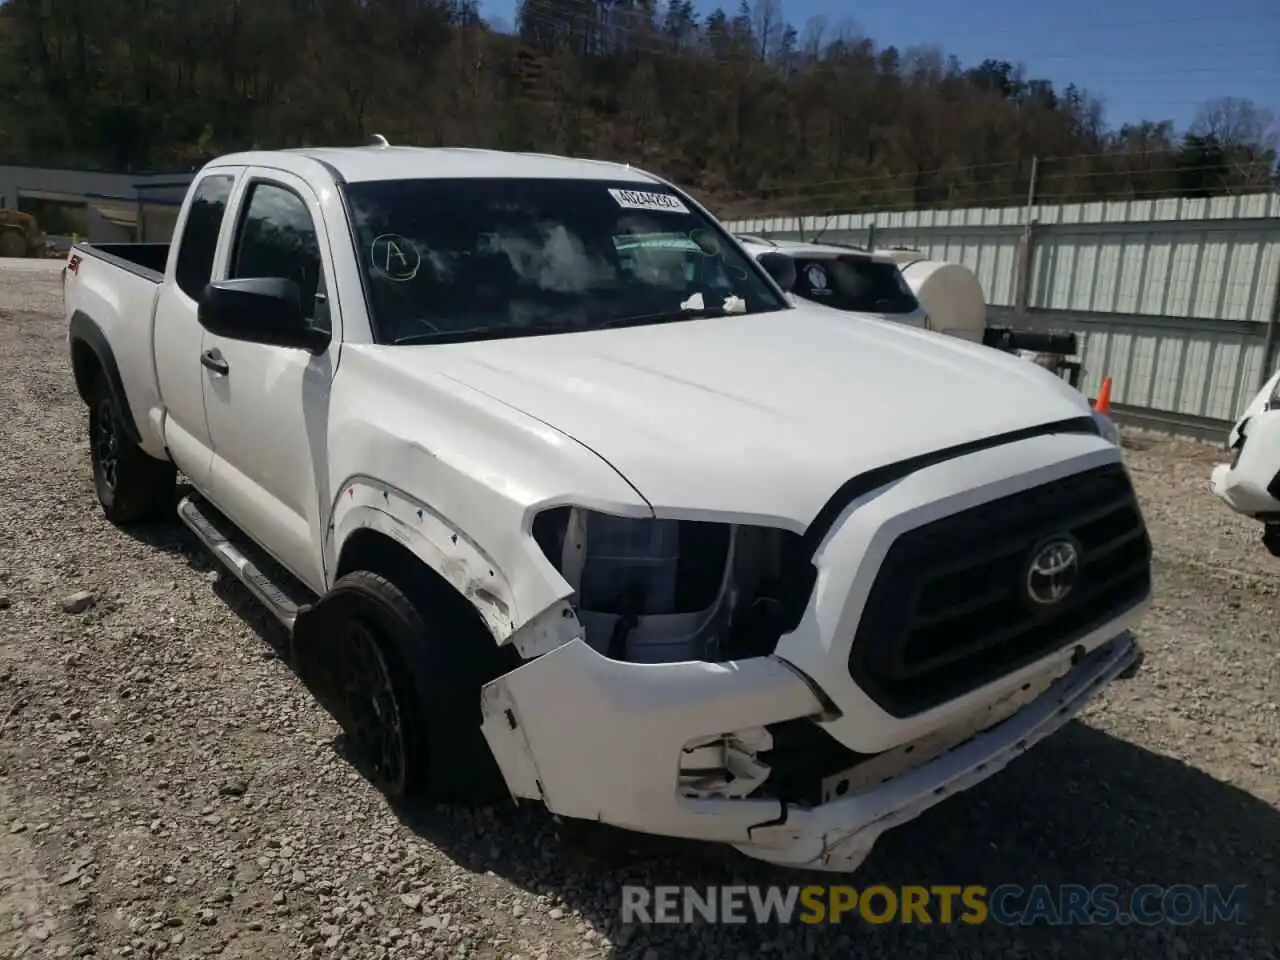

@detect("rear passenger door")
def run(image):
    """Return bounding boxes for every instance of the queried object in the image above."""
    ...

[154,169,241,491]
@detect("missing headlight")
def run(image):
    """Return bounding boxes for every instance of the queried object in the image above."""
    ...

[531,507,814,663]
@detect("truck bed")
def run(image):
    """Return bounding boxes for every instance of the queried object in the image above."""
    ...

[77,242,171,282]
[65,241,171,459]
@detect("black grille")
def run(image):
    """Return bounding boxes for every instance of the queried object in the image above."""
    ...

[849,463,1151,717]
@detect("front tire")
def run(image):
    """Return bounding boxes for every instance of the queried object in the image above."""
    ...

[303,570,508,806]
[87,373,176,524]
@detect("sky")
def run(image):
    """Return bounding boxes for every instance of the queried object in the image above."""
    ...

[482,0,1280,134]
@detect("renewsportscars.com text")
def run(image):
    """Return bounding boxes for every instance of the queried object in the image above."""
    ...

[620,884,1250,926]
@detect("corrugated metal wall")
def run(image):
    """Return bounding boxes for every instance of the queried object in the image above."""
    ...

[725,194,1280,426]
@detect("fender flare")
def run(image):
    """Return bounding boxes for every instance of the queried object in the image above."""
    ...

[68,310,143,445]
[328,477,539,644]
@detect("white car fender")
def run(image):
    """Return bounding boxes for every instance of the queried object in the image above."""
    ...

[329,477,517,639]
[326,477,588,658]
[321,344,656,656]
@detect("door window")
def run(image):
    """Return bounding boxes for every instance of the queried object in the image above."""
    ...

[229,182,327,328]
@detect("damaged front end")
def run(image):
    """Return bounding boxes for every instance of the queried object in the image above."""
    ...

[478,431,1150,871]
[477,504,840,833]
[491,504,1057,820]
[522,506,842,812]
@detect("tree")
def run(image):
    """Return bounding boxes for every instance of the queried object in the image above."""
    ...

[0,0,1271,214]
[1192,97,1277,152]
[1189,97,1278,188]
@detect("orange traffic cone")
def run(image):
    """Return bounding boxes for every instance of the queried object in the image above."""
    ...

[1093,376,1113,416]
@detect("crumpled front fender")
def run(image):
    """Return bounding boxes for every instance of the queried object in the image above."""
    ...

[325,475,583,657]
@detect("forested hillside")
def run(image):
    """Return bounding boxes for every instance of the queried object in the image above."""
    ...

[0,0,1275,216]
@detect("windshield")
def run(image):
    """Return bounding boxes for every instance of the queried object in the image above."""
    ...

[342,178,788,344]
[791,256,920,315]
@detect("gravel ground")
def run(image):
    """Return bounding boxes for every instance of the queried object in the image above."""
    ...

[0,258,1276,959]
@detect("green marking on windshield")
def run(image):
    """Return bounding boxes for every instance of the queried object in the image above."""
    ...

[612,233,702,253]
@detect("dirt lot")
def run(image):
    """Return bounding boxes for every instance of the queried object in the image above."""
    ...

[0,258,1276,959]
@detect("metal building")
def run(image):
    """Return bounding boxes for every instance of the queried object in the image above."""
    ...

[0,164,194,247]
[725,194,1280,436]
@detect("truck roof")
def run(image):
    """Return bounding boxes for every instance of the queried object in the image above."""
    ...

[208,145,663,185]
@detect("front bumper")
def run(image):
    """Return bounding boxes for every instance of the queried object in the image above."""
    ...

[735,631,1140,870]
[481,631,1142,872]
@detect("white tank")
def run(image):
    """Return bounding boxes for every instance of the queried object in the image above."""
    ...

[873,249,988,344]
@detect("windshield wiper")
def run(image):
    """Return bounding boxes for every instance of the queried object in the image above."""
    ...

[596,306,728,329]
[390,322,582,346]
[388,297,753,345]
[389,307,732,345]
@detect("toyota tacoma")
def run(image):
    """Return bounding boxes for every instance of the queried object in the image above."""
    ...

[63,142,1151,872]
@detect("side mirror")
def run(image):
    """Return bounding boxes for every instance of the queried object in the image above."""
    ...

[197,278,330,353]
[757,251,796,292]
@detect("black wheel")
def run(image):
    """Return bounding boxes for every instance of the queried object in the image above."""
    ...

[336,615,413,798]
[302,570,508,806]
[88,374,177,524]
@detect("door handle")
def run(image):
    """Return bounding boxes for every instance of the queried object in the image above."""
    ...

[200,348,229,376]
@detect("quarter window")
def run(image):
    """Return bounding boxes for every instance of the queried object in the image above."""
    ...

[174,175,234,300]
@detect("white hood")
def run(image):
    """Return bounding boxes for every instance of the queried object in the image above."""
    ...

[382,305,1092,526]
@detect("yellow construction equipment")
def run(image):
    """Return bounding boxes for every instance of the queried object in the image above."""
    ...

[0,209,47,258]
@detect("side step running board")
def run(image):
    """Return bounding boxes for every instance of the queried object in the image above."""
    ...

[177,495,315,630]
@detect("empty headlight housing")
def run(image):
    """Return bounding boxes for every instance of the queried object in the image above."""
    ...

[530,506,814,664]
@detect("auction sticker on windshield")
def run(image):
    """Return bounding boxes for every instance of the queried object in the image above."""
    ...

[608,188,690,214]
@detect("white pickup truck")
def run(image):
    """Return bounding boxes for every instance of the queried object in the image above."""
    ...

[63,144,1151,873]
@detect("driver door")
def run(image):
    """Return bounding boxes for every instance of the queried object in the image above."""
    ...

[200,172,339,593]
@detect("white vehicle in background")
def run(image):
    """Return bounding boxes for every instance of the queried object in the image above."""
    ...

[734,236,938,331]
[1211,370,1280,554]
[64,141,1148,874]
[736,235,1083,386]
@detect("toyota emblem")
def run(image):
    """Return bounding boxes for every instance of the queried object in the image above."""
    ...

[1025,537,1081,606]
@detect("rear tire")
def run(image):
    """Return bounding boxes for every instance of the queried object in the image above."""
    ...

[88,373,177,524]
[302,570,508,806]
